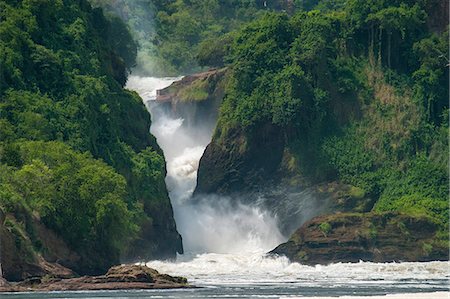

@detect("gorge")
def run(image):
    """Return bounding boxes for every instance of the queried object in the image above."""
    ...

[0,0,448,298]
[123,71,449,298]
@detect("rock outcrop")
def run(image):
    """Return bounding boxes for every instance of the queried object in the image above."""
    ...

[270,212,449,265]
[0,264,190,292]
[156,68,227,130]
[196,123,286,195]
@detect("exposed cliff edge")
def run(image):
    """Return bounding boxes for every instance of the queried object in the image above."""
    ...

[270,212,449,265]
[0,208,77,281]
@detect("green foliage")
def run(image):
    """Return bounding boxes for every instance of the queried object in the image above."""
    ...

[318,222,332,236]
[368,224,377,240]
[0,0,172,274]
[322,127,381,196]
[212,0,448,235]
[349,186,366,199]
[91,0,292,75]
[218,12,303,131]
[197,34,233,68]
[412,30,449,123]
[1,0,448,272]
[422,242,433,256]
[374,156,448,227]
[178,79,210,101]
[0,141,140,271]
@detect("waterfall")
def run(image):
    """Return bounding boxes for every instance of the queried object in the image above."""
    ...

[126,75,284,254]
[124,76,449,298]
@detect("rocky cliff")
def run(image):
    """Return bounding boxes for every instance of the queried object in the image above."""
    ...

[0,208,77,281]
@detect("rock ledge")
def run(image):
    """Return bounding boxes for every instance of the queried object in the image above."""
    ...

[0,264,190,292]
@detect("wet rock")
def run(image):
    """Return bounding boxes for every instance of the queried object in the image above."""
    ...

[196,123,285,195]
[105,264,159,283]
[270,212,449,265]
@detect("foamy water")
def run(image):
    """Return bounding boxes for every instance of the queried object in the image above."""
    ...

[126,76,182,102]
[143,255,449,298]
[146,255,449,288]
[296,293,448,299]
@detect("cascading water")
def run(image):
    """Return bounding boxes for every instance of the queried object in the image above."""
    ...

[126,75,284,254]
[125,75,449,299]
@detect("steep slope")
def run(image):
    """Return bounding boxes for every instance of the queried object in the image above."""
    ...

[195,0,449,262]
[0,0,181,280]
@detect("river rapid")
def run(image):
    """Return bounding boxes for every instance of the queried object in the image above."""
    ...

[3,76,447,299]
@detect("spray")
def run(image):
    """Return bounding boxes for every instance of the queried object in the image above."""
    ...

[126,75,285,254]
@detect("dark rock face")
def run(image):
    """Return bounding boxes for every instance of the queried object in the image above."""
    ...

[0,223,45,281]
[270,212,449,265]
[124,203,183,263]
[0,264,189,292]
[196,123,285,195]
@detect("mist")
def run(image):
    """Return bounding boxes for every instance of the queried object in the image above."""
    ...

[126,75,333,255]
[144,88,283,253]
[90,0,167,75]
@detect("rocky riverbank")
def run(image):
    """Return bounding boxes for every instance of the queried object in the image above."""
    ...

[0,264,190,292]
[270,212,449,265]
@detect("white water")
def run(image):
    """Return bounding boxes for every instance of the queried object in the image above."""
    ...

[125,76,450,298]
[126,75,285,254]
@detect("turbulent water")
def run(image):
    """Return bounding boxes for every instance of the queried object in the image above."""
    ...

[6,76,446,299]
[126,75,285,254]
[3,260,449,298]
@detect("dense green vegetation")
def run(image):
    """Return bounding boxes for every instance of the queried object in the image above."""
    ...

[95,0,448,245]
[0,141,138,272]
[90,0,299,75]
[211,0,448,238]
[0,0,176,275]
[0,0,447,278]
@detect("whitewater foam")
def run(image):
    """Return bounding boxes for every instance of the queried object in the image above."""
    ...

[146,255,449,288]
[287,293,449,299]
[126,75,181,102]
